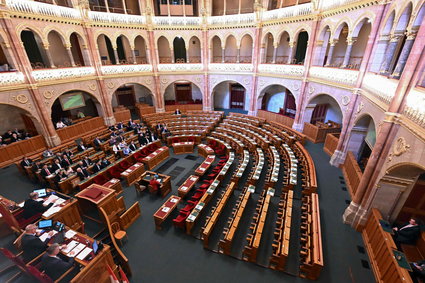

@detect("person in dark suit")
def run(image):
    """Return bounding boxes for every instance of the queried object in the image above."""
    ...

[62,149,74,159]
[55,169,68,183]
[92,161,103,173]
[32,161,42,173]
[21,157,33,168]
[23,192,53,219]
[51,159,63,173]
[21,224,53,262]
[393,218,421,246]
[174,109,181,115]
[41,243,75,281]
[138,134,148,146]
[77,143,87,152]
[93,137,102,148]
[100,158,111,168]
[55,153,63,162]
[82,157,92,168]
[76,167,90,181]
[40,164,53,178]
[129,141,138,151]
[410,260,425,283]
[61,155,72,168]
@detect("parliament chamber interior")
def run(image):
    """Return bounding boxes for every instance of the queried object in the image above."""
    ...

[0,0,424,282]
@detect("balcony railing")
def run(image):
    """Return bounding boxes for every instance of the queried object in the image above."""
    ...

[208,13,255,25]
[309,66,359,86]
[153,16,201,26]
[320,0,363,11]
[88,11,146,25]
[157,64,203,72]
[258,64,305,77]
[32,67,95,82]
[362,73,397,104]
[101,65,152,75]
[0,72,25,86]
[209,63,254,72]
[6,0,81,19]
[404,87,425,127]
[262,3,312,21]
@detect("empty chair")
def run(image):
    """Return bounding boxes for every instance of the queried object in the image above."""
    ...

[111,222,128,246]
[134,183,146,195]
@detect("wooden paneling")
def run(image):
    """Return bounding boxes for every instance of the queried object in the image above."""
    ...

[303,122,341,143]
[257,110,294,128]
[165,104,203,112]
[114,109,131,123]
[342,151,363,198]
[119,202,141,230]
[323,133,340,156]
[135,104,155,117]
[0,135,47,168]
[56,117,105,142]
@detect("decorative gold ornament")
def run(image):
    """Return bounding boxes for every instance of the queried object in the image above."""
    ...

[145,78,152,85]
[387,137,411,163]
[106,82,115,89]
[88,83,97,91]
[16,94,29,104]
[43,90,53,99]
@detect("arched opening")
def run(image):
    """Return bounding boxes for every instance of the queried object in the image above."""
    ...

[70,32,87,66]
[0,35,15,71]
[112,83,154,110]
[164,81,202,105]
[0,104,42,143]
[314,26,331,66]
[370,11,395,73]
[188,36,201,63]
[212,80,248,112]
[331,23,349,67]
[276,31,290,64]
[212,36,222,63]
[51,91,103,127]
[97,34,116,65]
[21,29,49,69]
[346,115,376,171]
[294,31,308,64]
[47,31,70,68]
[375,164,425,224]
[117,35,132,64]
[257,85,296,118]
[134,36,148,64]
[304,94,343,125]
[158,36,171,63]
[224,35,237,63]
[263,33,274,63]
[350,20,372,69]
[239,34,253,63]
[173,37,186,63]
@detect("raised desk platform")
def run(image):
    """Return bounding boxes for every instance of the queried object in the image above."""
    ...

[177,175,199,198]
[120,162,145,186]
[153,195,181,230]
[142,146,170,170]
[172,142,194,154]
[195,155,215,176]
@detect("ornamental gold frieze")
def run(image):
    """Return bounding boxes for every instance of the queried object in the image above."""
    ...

[320,0,379,19]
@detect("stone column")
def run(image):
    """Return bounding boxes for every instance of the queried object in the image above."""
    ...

[259,43,265,63]
[236,48,240,63]
[43,44,55,68]
[287,41,296,64]
[391,32,417,79]
[341,37,356,68]
[221,47,225,63]
[122,0,127,14]
[379,34,401,75]
[65,44,76,67]
[324,39,337,66]
[272,44,278,64]
[104,0,110,12]
[186,48,190,63]
[113,48,120,64]
[170,46,175,63]
[131,49,138,64]
[145,47,151,64]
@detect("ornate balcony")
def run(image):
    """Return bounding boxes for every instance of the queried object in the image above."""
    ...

[101,65,152,75]
[309,66,359,86]
[362,73,398,104]
[157,64,203,72]
[209,64,254,72]
[320,0,363,11]
[6,0,81,19]
[208,13,255,25]
[88,11,146,25]
[262,3,312,21]
[32,67,95,82]
[258,64,305,77]
[404,87,425,127]
[153,16,201,26]
[0,72,25,87]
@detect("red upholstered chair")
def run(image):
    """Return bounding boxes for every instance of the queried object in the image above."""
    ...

[26,265,53,283]
[191,191,204,201]
[0,248,26,281]
[208,140,217,148]
[119,160,131,171]
[187,137,195,143]
[93,175,108,185]
[108,167,122,179]
[140,148,150,157]
[147,144,157,153]
[173,210,190,229]
[172,138,180,144]
[181,203,195,213]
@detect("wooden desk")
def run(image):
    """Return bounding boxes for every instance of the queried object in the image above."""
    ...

[195,155,215,176]
[197,144,214,158]
[177,175,199,198]
[120,162,145,186]
[172,142,194,154]
[139,171,172,198]
[103,178,123,194]
[58,174,79,195]
[153,195,181,230]
[142,146,170,170]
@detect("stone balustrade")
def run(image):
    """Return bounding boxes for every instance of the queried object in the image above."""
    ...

[157,64,203,72]
[320,0,363,11]
[101,64,152,75]
[404,87,425,127]
[0,72,25,86]
[262,3,312,21]
[309,66,359,86]
[258,64,305,77]
[209,63,254,72]
[6,0,81,19]
[89,11,146,25]
[153,16,201,26]
[362,73,397,104]
[208,13,255,25]
[32,67,95,82]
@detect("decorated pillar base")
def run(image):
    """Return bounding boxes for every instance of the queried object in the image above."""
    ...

[342,201,360,225]
[46,135,61,147]
[103,116,116,126]
[156,107,165,113]
[292,123,304,132]
[330,150,346,167]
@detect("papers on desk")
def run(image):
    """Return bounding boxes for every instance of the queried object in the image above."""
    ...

[180,186,188,191]
[190,177,197,181]
[110,179,118,184]
[170,198,178,203]
[161,207,170,213]
[39,230,57,242]
[76,247,92,260]
[42,206,61,217]
[134,163,140,167]
[63,240,79,254]
[64,230,77,239]
[187,215,196,222]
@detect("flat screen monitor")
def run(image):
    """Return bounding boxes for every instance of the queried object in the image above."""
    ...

[93,240,98,254]
[38,219,53,229]
[59,92,86,111]
[33,189,47,197]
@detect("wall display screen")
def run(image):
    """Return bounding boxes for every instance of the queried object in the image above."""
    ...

[59,92,86,111]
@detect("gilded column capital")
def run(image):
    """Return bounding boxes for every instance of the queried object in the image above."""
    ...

[405,31,417,40]
[390,34,402,43]
[42,44,50,50]
[64,44,72,49]
[316,40,324,47]
[289,41,296,48]
[329,39,338,46]
[346,37,357,45]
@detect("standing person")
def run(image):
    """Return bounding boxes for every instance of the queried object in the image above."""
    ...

[393,218,421,248]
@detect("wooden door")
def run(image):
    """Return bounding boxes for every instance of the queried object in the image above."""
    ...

[21,114,38,135]
[230,83,245,109]
[283,92,296,118]
[310,104,328,124]
[175,83,192,103]
[116,86,136,107]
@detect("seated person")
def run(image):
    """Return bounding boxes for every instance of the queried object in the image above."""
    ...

[77,142,87,152]
[149,175,161,195]
[138,133,149,146]
[174,109,181,115]
[32,161,42,173]
[76,161,87,170]
[76,110,85,119]
[41,243,75,281]
[61,155,72,168]
[51,159,63,173]
[82,157,92,168]
[55,152,63,162]
[76,167,90,181]
[0,136,5,146]
[21,224,54,262]
[40,164,53,178]
[62,149,74,159]
[23,192,53,219]
[92,161,103,173]
[112,143,120,156]
[393,218,421,247]
[42,149,54,158]
[100,158,111,168]
[21,156,33,168]
[122,146,131,156]
[10,133,21,143]
[116,122,124,129]
[410,260,425,283]
[93,137,103,148]
[56,120,67,129]
[55,169,68,183]
[129,141,138,152]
